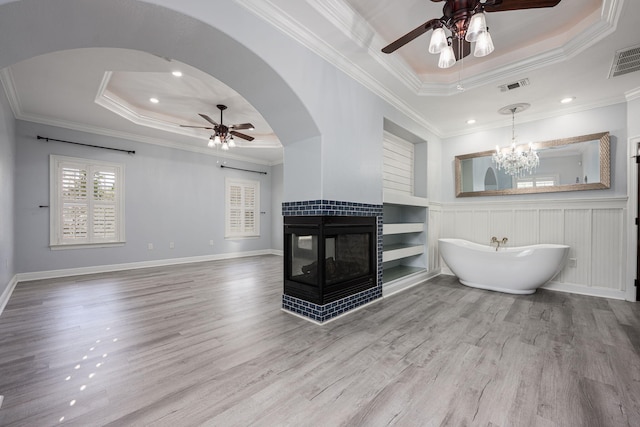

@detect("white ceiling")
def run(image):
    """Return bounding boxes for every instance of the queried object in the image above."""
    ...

[2,0,639,165]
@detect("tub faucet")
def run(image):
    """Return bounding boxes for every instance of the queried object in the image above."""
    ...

[490,236,508,251]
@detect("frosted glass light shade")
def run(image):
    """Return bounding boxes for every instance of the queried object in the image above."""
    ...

[465,12,487,42]
[221,142,229,151]
[438,44,456,68]
[228,137,236,148]
[428,28,448,54]
[474,30,494,57]
[214,135,222,145]
[207,138,215,148]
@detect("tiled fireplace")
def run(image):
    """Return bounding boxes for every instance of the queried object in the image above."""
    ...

[281,200,383,323]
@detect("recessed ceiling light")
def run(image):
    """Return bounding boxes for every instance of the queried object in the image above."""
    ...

[149,97,159,104]
[466,119,476,125]
[172,71,183,77]
[560,97,575,104]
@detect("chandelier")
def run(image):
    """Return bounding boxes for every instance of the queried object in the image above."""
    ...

[493,103,539,177]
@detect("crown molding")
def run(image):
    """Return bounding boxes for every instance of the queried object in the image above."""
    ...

[0,67,23,118]
[234,0,625,138]
[94,72,282,150]
[626,87,640,102]
[233,0,441,136]
[2,65,280,165]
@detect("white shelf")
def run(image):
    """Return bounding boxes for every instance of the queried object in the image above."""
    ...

[382,244,424,263]
[383,191,429,207]
[383,223,424,235]
[382,265,426,284]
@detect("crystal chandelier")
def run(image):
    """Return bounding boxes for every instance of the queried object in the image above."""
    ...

[493,104,539,177]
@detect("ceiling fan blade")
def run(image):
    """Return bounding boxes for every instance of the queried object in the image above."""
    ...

[179,125,215,130]
[231,123,254,130]
[198,113,219,126]
[484,0,561,13]
[230,130,255,142]
[382,18,441,54]
[452,38,471,61]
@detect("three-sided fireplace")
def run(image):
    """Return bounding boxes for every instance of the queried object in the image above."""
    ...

[284,216,377,305]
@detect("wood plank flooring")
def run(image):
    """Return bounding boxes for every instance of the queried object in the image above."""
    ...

[1,255,639,426]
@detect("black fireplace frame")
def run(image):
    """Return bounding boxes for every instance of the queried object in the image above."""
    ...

[283,216,377,305]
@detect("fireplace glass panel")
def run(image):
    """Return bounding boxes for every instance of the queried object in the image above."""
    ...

[325,233,370,285]
[290,233,318,286]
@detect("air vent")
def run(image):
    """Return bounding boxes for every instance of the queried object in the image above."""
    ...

[498,78,530,92]
[609,44,640,78]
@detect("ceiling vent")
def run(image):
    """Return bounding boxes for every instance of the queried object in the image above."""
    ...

[609,44,640,78]
[498,78,530,92]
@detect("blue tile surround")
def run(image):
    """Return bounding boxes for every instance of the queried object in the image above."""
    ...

[282,200,383,323]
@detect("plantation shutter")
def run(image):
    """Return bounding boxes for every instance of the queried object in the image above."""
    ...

[225,178,260,238]
[51,156,124,247]
[61,165,89,241]
[92,168,118,240]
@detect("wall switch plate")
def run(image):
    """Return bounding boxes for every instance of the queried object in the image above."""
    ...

[569,258,577,267]
[169,242,174,249]
[209,240,214,246]
[148,243,154,250]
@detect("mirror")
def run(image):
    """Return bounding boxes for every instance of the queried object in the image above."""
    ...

[455,132,610,197]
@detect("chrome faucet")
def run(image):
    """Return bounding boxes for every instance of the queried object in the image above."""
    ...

[490,236,508,251]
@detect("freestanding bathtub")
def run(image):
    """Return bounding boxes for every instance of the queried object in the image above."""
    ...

[438,238,570,294]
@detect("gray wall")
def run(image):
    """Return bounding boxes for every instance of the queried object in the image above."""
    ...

[0,81,15,296]
[14,121,275,274]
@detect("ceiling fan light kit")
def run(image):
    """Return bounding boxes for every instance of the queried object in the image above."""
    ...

[179,104,255,150]
[383,0,562,69]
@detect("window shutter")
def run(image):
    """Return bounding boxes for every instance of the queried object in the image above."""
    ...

[51,156,125,247]
[61,166,89,242]
[225,178,260,238]
[243,185,256,233]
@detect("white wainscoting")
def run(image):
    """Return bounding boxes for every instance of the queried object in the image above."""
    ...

[440,197,628,300]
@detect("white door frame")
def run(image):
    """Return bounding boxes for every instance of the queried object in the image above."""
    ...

[626,136,640,301]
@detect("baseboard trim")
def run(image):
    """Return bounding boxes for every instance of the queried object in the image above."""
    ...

[437,272,626,301]
[15,249,280,283]
[0,275,19,316]
[541,281,626,300]
[383,269,441,298]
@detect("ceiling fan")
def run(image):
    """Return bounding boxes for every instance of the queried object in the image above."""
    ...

[180,104,255,150]
[382,0,562,68]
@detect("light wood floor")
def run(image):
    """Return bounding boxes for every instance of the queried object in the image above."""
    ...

[1,255,639,426]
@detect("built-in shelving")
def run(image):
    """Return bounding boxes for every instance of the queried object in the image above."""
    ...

[381,126,429,294]
[382,190,429,288]
[383,223,424,235]
[382,243,424,263]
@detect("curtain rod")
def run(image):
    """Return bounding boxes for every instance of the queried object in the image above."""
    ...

[37,136,135,154]
[220,164,267,175]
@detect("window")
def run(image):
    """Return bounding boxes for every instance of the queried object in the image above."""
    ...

[516,175,557,189]
[225,178,260,238]
[50,155,125,248]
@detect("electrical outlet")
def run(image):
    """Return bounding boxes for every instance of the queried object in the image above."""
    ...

[148,243,154,250]
[209,240,214,246]
[569,258,577,268]
[169,242,174,249]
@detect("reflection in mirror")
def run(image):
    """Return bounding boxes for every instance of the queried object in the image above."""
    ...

[455,132,610,197]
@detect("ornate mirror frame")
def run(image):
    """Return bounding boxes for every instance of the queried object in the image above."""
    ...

[455,132,610,197]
